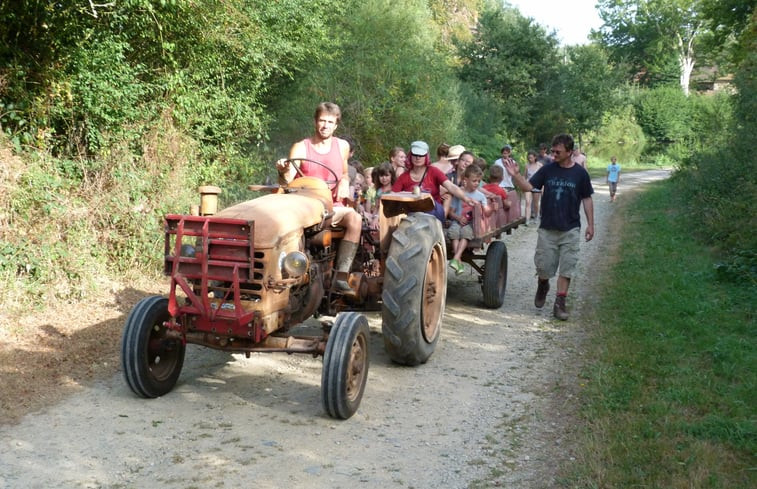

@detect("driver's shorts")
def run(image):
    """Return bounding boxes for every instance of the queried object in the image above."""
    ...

[331,205,358,227]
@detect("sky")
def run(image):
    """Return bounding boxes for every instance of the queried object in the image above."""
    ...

[505,0,604,46]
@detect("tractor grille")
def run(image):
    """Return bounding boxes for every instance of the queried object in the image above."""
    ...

[164,214,260,310]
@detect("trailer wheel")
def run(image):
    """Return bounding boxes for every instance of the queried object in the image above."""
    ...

[321,312,370,419]
[382,213,447,366]
[121,296,185,398]
[482,240,508,308]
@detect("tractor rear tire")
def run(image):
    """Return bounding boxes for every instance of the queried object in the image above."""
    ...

[482,240,508,308]
[121,296,185,398]
[321,312,370,419]
[381,213,447,366]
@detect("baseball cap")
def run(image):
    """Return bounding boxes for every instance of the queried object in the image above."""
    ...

[409,141,429,156]
[447,144,465,160]
[501,144,512,152]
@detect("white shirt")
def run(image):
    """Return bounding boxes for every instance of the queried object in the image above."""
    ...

[492,158,516,188]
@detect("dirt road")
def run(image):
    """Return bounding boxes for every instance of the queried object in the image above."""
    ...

[0,170,670,489]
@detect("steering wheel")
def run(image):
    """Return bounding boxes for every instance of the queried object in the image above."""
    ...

[286,158,340,189]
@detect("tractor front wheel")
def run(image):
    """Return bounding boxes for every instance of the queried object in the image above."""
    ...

[321,312,370,419]
[121,296,185,398]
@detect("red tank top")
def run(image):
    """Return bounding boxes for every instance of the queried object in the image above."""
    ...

[301,138,345,187]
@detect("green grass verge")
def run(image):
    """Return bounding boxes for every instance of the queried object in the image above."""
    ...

[567,180,756,488]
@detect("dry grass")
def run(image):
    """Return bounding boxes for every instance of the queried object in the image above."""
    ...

[0,277,165,425]
[0,123,198,425]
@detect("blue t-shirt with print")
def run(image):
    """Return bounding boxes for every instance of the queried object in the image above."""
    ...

[607,163,621,183]
[529,163,594,231]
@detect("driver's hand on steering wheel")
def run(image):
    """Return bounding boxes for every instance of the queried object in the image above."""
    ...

[276,158,290,172]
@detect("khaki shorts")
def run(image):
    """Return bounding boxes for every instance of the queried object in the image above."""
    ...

[446,221,474,241]
[534,227,581,279]
[331,205,358,227]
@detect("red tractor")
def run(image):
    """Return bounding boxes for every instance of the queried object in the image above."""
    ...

[121,159,448,419]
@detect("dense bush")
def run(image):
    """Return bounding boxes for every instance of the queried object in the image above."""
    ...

[634,85,693,146]
[676,11,757,283]
[457,5,561,146]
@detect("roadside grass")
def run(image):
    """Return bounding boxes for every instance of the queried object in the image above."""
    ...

[567,180,756,488]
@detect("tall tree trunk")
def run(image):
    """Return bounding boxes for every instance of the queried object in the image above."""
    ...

[680,54,695,96]
[677,28,697,96]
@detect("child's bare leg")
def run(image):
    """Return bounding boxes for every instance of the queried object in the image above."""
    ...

[453,238,468,261]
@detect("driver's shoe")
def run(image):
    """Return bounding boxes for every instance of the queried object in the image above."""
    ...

[334,272,357,296]
[334,240,358,296]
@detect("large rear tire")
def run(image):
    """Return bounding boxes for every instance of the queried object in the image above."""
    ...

[321,312,370,419]
[121,296,185,398]
[482,240,508,308]
[381,213,447,366]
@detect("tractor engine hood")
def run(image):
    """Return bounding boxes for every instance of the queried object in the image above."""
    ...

[215,193,327,248]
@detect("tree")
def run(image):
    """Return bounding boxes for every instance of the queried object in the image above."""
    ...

[269,0,466,164]
[457,5,560,143]
[700,0,756,65]
[0,0,345,162]
[594,0,706,95]
[560,44,621,148]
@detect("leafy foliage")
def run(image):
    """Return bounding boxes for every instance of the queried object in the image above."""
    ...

[700,0,756,64]
[634,85,693,144]
[270,0,465,165]
[0,0,344,162]
[457,5,561,144]
[594,0,707,93]
[676,9,757,282]
[560,44,623,146]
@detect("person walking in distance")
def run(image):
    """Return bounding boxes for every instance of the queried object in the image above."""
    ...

[491,144,518,193]
[276,102,362,294]
[606,156,621,202]
[537,143,553,165]
[572,147,587,169]
[524,150,543,224]
[503,134,594,320]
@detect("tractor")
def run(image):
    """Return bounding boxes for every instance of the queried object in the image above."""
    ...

[121,158,447,419]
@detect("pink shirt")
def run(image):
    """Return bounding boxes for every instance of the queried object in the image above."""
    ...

[301,138,345,192]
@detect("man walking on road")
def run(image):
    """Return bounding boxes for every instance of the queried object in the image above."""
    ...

[504,134,594,320]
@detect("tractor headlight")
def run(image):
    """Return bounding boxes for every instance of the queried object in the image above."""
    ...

[281,251,309,278]
[180,244,196,257]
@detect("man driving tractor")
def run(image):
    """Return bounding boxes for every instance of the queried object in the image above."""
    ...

[276,102,362,294]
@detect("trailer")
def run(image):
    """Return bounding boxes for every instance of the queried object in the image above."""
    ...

[451,190,526,308]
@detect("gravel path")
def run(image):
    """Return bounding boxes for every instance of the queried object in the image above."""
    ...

[0,170,670,489]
